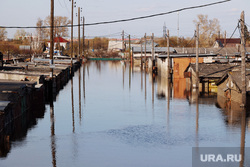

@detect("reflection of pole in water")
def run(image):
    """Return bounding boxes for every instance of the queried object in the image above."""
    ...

[87,63,89,79]
[96,60,101,73]
[129,63,131,90]
[50,100,57,167]
[141,68,143,92]
[122,63,125,90]
[167,79,170,130]
[78,68,82,124]
[83,64,86,104]
[71,79,75,133]
[239,108,246,167]
[195,89,199,148]
[144,69,147,102]
[151,75,154,106]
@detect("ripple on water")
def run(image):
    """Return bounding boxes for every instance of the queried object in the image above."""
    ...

[106,124,222,148]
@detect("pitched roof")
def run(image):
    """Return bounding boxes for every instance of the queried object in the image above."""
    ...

[216,70,250,92]
[132,46,175,53]
[186,63,236,79]
[48,37,69,43]
[216,38,241,44]
[174,47,250,56]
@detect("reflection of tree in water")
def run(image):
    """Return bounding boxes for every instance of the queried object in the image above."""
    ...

[95,61,101,73]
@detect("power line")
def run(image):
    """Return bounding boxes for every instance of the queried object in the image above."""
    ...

[85,0,231,26]
[0,0,231,29]
[215,20,240,54]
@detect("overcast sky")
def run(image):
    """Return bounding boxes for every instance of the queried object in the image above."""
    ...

[0,0,249,39]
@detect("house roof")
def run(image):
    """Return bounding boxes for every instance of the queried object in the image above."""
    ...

[174,47,250,56]
[48,37,69,43]
[132,46,175,53]
[216,70,250,92]
[216,38,241,44]
[185,63,237,79]
[141,41,159,47]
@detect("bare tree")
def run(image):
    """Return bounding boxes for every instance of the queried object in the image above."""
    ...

[43,16,70,38]
[14,29,28,40]
[193,14,221,47]
[0,28,7,41]
[36,18,46,41]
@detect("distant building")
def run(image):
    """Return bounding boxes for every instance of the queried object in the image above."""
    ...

[213,38,241,48]
[108,38,142,52]
[47,37,70,50]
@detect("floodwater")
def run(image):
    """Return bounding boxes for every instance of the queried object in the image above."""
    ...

[1,61,250,167]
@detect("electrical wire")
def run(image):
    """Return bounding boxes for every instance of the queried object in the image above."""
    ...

[0,0,231,29]
[214,21,240,54]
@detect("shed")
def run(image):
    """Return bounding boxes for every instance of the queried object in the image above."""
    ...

[216,70,250,105]
[184,63,237,92]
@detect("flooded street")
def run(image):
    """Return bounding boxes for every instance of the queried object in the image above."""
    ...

[1,61,250,167]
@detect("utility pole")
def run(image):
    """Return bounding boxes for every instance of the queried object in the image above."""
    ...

[129,35,131,62]
[70,0,74,67]
[30,33,32,62]
[144,33,147,70]
[78,7,81,61]
[177,12,179,46]
[224,31,226,47]
[151,33,155,72]
[218,31,220,39]
[50,0,54,78]
[82,16,85,58]
[151,33,155,61]
[88,40,90,51]
[240,11,246,107]
[167,30,170,79]
[141,39,143,68]
[122,30,125,51]
[163,22,166,41]
[195,24,199,89]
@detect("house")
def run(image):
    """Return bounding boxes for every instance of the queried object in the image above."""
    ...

[184,63,237,90]
[216,69,250,105]
[132,46,175,58]
[47,37,70,50]
[213,38,241,48]
[157,53,218,79]
[107,38,140,52]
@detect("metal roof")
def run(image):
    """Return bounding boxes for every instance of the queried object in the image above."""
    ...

[132,47,175,53]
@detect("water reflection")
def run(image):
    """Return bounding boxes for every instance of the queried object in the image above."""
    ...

[0,95,46,158]
[79,67,82,124]
[83,63,86,104]
[149,73,155,108]
[71,79,75,133]
[50,100,57,167]
[144,68,147,102]
[240,108,246,167]
[216,95,249,166]
[2,61,250,167]
[122,62,125,89]
[141,67,143,92]
[195,89,199,148]
[129,63,131,90]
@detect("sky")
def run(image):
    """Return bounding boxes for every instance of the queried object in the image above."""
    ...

[0,0,249,39]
